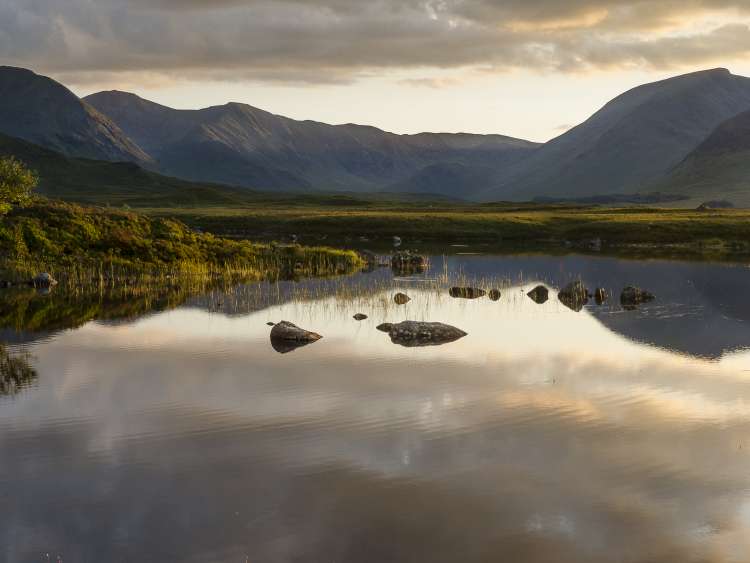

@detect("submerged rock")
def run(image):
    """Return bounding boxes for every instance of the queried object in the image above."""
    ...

[394,292,411,305]
[449,287,487,299]
[527,285,549,304]
[266,322,275,326]
[30,273,57,288]
[594,288,608,305]
[620,286,655,308]
[353,313,368,321]
[379,320,467,347]
[558,280,589,312]
[391,251,428,273]
[488,289,502,301]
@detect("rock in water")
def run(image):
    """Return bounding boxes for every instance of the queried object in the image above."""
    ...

[558,280,589,312]
[394,293,411,305]
[379,321,467,347]
[269,321,323,354]
[527,285,549,304]
[488,289,501,301]
[620,286,655,308]
[594,288,608,305]
[353,313,368,321]
[270,321,322,342]
[31,273,58,288]
[391,251,428,274]
[266,322,275,326]
[449,287,487,299]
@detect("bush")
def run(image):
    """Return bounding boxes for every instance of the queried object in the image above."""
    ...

[0,157,37,215]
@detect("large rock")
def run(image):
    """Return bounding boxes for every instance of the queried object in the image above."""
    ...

[449,287,486,299]
[270,321,322,342]
[620,286,655,308]
[558,280,589,312]
[30,273,58,288]
[377,321,467,347]
[269,321,322,354]
[391,251,428,273]
[527,285,549,304]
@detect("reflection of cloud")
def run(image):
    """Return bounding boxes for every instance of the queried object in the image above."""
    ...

[2,1,750,85]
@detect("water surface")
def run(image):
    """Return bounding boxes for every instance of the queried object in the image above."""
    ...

[3,254,750,562]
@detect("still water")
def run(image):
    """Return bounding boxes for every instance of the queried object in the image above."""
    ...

[3,254,750,562]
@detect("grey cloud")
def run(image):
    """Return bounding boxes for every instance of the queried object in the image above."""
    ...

[1,0,749,84]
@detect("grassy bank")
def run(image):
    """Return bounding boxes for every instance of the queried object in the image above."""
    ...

[140,202,750,258]
[0,199,364,282]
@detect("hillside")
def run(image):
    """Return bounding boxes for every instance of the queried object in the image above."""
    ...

[0,133,266,207]
[480,69,750,201]
[85,90,539,195]
[0,67,150,164]
[657,109,750,204]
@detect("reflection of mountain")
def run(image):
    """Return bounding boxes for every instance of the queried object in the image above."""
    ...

[438,254,750,359]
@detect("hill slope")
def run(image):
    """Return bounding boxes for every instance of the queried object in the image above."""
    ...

[657,109,750,203]
[0,67,150,164]
[480,69,750,201]
[85,91,539,195]
[0,133,262,207]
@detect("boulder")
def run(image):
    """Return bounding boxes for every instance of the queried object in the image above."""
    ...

[488,289,502,301]
[378,320,468,347]
[558,280,589,312]
[30,273,57,288]
[353,313,368,321]
[449,287,486,299]
[391,251,428,273]
[527,285,549,304]
[394,292,411,305]
[270,321,322,342]
[620,286,655,308]
[594,288,608,305]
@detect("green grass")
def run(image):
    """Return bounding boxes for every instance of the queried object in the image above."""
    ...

[0,199,364,282]
[138,202,750,258]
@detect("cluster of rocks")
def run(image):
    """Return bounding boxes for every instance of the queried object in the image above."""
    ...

[390,251,428,274]
[548,281,654,312]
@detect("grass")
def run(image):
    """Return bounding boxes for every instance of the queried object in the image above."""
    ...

[139,202,750,259]
[0,199,364,283]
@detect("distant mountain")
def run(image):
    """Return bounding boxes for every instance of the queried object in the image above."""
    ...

[480,69,750,201]
[0,133,261,207]
[656,109,750,202]
[0,67,150,164]
[85,91,539,194]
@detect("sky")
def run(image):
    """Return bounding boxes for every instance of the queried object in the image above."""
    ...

[3,1,750,142]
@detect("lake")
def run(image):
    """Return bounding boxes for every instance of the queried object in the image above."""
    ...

[3,253,750,562]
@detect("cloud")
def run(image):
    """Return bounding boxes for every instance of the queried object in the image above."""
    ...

[1,0,750,85]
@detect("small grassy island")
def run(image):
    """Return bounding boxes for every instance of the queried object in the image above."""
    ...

[0,158,363,285]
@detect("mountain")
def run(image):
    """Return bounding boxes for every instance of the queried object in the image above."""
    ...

[657,109,750,203]
[0,67,150,164]
[479,69,750,201]
[0,133,262,207]
[84,91,539,194]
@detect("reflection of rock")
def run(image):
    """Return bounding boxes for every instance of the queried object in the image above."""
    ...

[527,285,549,304]
[377,320,467,347]
[558,281,589,312]
[488,289,501,301]
[449,287,486,299]
[353,313,368,321]
[270,321,322,353]
[31,273,57,288]
[620,286,655,308]
[594,288,608,305]
[394,293,411,305]
[391,251,428,273]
